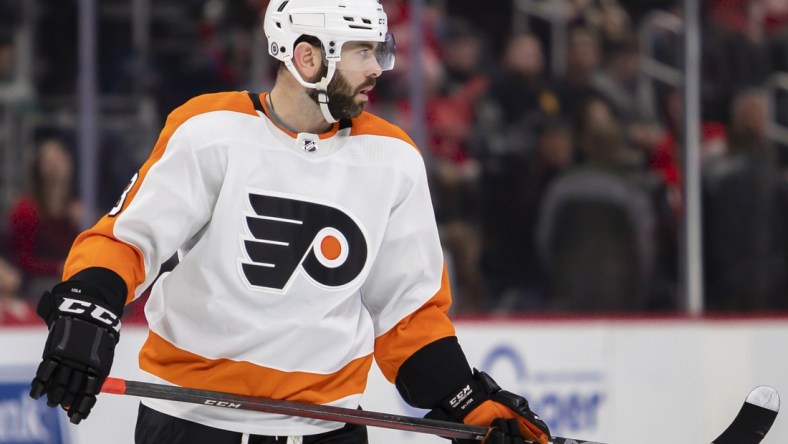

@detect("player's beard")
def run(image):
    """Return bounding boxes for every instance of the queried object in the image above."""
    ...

[307,66,375,120]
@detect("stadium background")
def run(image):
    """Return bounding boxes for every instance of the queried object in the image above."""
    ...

[0,1,787,443]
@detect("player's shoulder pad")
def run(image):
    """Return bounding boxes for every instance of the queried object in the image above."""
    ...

[350,112,421,154]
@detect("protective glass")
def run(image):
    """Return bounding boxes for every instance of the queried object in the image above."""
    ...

[336,32,396,72]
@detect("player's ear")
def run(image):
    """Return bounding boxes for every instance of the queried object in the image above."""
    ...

[292,41,322,80]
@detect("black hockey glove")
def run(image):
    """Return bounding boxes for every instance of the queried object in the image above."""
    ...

[29,281,122,424]
[427,369,551,444]
[485,418,527,444]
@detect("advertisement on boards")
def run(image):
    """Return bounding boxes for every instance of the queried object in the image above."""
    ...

[3,319,788,444]
[0,366,72,444]
[364,322,611,443]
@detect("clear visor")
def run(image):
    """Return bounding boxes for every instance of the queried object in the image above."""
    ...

[335,32,396,72]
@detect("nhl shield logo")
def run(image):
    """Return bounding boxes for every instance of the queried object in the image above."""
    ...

[302,138,318,152]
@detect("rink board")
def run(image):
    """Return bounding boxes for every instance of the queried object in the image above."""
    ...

[1,317,787,444]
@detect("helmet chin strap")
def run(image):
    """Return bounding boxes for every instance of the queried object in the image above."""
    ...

[284,59,339,124]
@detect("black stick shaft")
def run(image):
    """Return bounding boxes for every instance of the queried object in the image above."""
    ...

[101,377,605,444]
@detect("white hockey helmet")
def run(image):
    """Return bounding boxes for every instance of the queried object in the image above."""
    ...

[263,0,396,122]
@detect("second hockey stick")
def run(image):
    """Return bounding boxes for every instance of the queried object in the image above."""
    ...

[712,385,780,444]
[100,377,604,443]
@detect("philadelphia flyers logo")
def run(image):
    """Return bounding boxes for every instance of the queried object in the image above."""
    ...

[240,192,368,291]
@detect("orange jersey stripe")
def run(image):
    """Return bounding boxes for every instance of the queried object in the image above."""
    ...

[351,112,420,153]
[63,92,259,304]
[373,266,455,383]
[139,330,374,404]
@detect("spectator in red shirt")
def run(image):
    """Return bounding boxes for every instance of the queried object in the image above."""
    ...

[7,135,81,301]
[0,254,35,325]
[649,88,728,212]
[710,0,788,36]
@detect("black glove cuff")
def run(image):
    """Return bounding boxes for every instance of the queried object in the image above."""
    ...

[395,336,472,409]
[37,281,122,343]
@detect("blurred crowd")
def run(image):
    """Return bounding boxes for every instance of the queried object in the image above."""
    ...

[1,0,787,324]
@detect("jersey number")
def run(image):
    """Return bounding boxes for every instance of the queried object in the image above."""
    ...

[109,172,139,217]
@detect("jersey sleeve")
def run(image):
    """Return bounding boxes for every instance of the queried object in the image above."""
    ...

[359,147,458,384]
[63,92,251,304]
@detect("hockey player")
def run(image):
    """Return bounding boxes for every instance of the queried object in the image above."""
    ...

[29,1,551,443]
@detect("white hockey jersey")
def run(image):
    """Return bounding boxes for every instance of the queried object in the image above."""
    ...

[63,92,456,436]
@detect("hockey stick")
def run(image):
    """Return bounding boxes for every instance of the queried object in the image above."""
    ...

[101,377,604,443]
[711,386,780,444]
